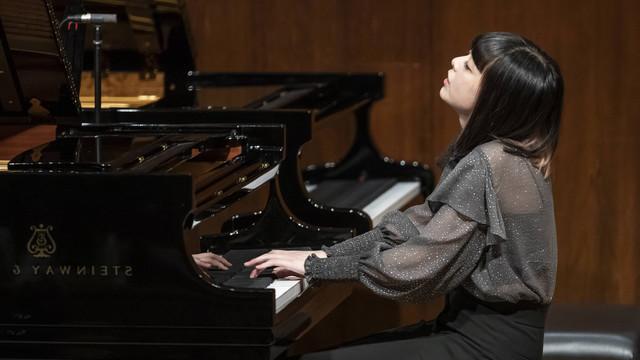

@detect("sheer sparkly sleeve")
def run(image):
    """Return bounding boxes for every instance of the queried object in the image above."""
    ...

[306,205,483,301]
[320,204,435,258]
[305,149,501,302]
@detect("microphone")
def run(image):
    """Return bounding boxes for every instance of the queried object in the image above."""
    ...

[65,13,117,24]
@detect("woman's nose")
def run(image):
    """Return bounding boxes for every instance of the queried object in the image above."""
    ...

[451,56,462,69]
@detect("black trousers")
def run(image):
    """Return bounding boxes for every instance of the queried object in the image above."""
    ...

[297,289,548,360]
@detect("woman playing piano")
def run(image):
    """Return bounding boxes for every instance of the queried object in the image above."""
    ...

[242,32,564,360]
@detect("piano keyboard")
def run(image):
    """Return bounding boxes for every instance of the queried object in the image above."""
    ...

[268,278,309,314]
[207,249,310,314]
[363,181,421,226]
[202,177,421,313]
[308,180,422,226]
[265,180,422,312]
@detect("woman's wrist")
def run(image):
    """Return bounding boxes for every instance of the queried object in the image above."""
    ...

[312,250,328,258]
[304,253,360,280]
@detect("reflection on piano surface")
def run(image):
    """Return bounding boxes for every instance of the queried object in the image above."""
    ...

[0,0,434,358]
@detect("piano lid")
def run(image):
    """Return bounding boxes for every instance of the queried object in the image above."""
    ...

[0,0,80,124]
[8,133,235,172]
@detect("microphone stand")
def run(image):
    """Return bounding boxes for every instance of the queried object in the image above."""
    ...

[93,24,102,163]
[61,13,117,164]
[93,24,102,125]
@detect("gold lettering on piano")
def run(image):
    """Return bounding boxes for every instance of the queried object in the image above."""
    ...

[59,265,71,275]
[18,225,135,278]
[26,224,57,258]
[12,264,134,278]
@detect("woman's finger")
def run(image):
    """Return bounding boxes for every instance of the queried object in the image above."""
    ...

[192,253,231,270]
[250,259,281,278]
[244,254,268,266]
[245,252,282,266]
[194,253,229,264]
[212,254,232,267]
[210,259,229,270]
[245,250,293,266]
[250,267,263,278]
[254,259,277,270]
[194,257,211,269]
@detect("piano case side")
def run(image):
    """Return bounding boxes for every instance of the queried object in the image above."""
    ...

[0,172,277,356]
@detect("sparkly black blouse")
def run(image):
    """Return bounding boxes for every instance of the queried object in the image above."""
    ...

[304,141,557,304]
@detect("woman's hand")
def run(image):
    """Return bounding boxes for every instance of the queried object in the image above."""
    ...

[244,250,327,279]
[192,252,232,270]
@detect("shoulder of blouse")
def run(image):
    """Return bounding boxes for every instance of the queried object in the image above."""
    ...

[429,144,508,244]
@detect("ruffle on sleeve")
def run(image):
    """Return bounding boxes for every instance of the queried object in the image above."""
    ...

[427,149,506,245]
[378,210,420,239]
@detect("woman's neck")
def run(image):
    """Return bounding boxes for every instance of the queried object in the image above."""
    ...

[458,114,470,129]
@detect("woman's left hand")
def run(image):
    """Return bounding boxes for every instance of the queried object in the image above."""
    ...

[244,250,326,279]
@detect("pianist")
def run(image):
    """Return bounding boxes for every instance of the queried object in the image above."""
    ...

[243,32,563,360]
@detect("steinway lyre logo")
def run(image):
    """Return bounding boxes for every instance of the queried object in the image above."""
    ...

[27,224,57,258]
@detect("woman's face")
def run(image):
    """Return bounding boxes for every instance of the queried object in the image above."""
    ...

[439,52,482,127]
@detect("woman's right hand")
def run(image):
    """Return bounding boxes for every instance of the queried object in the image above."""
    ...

[192,252,232,270]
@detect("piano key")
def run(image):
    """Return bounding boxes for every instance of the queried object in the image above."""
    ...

[269,278,309,314]
[224,274,273,289]
[362,181,421,226]
[215,268,309,314]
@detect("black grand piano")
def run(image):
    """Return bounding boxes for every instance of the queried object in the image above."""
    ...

[0,0,433,358]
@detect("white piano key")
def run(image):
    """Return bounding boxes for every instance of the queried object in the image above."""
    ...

[362,181,421,226]
[268,278,309,314]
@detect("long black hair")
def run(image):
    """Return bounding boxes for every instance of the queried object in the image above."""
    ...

[443,32,564,177]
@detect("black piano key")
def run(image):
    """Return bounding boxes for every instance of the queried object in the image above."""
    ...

[221,248,270,272]
[207,249,275,286]
[223,268,274,289]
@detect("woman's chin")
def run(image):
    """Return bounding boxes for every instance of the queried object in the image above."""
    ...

[439,87,448,101]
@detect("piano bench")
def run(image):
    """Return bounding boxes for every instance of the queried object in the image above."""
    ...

[543,304,640,359]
